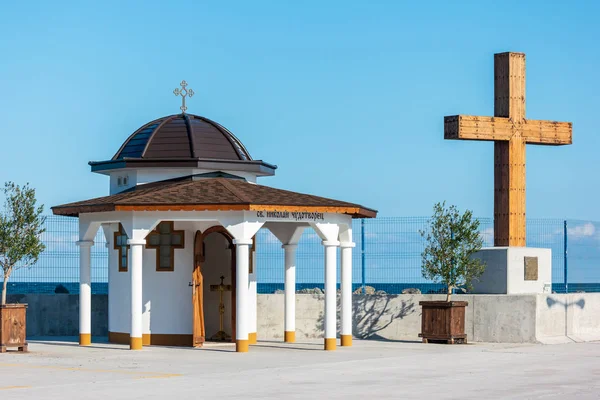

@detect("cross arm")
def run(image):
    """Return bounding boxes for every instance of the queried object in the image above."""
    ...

[444,115,572,145]
[444,115,516,141]
[520,119,572,145]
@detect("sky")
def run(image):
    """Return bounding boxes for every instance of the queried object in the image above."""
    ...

[0,0,598,219]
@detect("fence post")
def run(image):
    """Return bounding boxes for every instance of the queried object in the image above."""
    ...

[361,218,366,294]
[564,220,568,294]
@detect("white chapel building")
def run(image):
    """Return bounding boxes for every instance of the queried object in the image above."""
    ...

[52,86,376,352]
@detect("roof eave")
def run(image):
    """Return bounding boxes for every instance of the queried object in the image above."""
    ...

[89,158,278,176]
[51,203,377,218]
[355,208,378,219]
[51,204,117,217]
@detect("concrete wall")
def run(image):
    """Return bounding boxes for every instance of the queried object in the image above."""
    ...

[7,294,108,337]
[535,293,600,343]
[258,293,600,344]
[258,294,469,341]
[8,293,600,344]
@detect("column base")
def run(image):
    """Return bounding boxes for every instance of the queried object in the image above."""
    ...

[79,333,91,346]
[324,338,336,351]
[248,332,257,345]
[236,339,249,352]
[130,337,143,350]
[340,335,352,347]
[284,331,296,343]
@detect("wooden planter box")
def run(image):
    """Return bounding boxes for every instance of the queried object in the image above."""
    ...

[419,301,467,344]
[0,304,28,353]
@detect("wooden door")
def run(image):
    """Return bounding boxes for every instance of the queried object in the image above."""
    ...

[192,231,205,347]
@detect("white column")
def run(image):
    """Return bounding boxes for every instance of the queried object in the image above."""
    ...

[234,239,253,352]
[323,240,339,350]
[76,240,93,346]
[128,239,145,350]
[248,246,258,344]
[283,244,298,342]
[340,242,355,346]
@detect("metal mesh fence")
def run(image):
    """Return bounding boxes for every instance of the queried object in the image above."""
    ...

[7,217,108,295]
[562,219,600,293]
[5,215,600,294]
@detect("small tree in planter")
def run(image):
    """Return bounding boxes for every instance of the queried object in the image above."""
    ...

[0,182,45,352]
[418,202,485,344]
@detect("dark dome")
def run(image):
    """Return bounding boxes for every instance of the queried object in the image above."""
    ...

[113,114,252,161]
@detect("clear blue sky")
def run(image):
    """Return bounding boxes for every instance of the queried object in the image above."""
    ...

[0,0,598,219]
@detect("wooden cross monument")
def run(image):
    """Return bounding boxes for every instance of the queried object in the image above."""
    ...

[444,52,572,247]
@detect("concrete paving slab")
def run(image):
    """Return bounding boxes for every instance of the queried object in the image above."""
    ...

[0,337,598,399]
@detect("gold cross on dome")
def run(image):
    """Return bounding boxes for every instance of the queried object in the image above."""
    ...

[173,80,195,114]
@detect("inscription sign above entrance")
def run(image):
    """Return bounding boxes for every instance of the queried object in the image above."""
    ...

[254,211,325,222]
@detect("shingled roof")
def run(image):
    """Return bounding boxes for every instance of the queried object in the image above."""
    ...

[51,176,377,218]
[113,114,252,161]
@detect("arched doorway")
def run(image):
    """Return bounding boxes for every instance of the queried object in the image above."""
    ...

[192,227,236,346]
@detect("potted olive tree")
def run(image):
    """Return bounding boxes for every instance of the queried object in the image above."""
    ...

[0,182,45,352]
[418,202,485,344]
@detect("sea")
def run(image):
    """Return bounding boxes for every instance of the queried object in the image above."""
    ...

[4,282,591,295]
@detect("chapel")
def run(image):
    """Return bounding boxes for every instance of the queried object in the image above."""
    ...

[52,82,377,352]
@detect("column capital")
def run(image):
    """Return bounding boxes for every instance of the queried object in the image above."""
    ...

[340,242,356,248]
[76,240,94,248]
[233,238,253,246]
[282,243,298,250]
[322,240,340,247]
[127,239,146,246]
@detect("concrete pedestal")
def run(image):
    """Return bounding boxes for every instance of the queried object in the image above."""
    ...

[471,247,552,294]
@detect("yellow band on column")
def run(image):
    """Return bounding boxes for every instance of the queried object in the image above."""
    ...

[130,337,143,350]
[248,332,257,344]
[236,339,249,353]
[341,335,352,347]
[284,331,296,343]
[79,333,91,346]
[324,338,336,351]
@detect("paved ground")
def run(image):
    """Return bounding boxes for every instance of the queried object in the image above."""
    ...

[0,338,598,399]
